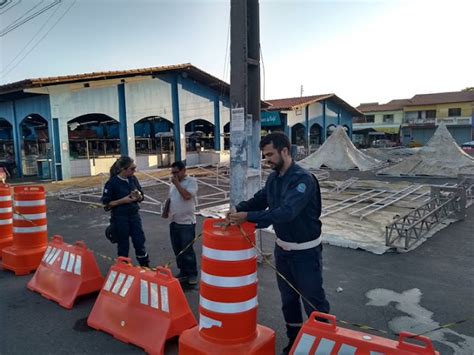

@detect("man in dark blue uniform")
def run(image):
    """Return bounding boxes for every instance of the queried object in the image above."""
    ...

[227,132,330,354]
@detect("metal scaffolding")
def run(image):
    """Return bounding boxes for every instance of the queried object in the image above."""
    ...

[385,185,467,249]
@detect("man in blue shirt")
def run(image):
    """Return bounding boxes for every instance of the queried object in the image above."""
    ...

[227,132,330,354]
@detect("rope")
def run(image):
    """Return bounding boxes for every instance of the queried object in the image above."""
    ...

[15,209,472,339]
[234,223,471,339]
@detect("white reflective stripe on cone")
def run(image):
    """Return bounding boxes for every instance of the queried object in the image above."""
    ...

[202,246,256,261]
[0,218,13,225]
[201,270,257,288]
[48,248,61,265]
[104,271,118,291]
[150,283,159,309]
[13,225,47,233]
[337,344,357,355]
[0,195,12,201]
[60,251,70,270]
[315,338,336,354]
[13,213,47,220]
[73,255,82,275]
[42,246,52,261]
[111,273,126,294]
[293,333,316,354]
[66,253,76,272]
[140,280,149,305]
[0,207,12,213]
[14,199,45,207]
[199,314,223,330]
[119,275,134,297]
[160,285,169,312]
[140,280,161,309]
[200,295,258,314]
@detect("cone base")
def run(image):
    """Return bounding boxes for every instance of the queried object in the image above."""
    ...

[0,236,13,259]
[1,245,47,275]
[179,324,275,355]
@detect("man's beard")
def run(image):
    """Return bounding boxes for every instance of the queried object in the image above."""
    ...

[270,156,284,171]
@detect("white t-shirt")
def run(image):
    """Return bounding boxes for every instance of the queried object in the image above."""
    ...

[168,176,198,224]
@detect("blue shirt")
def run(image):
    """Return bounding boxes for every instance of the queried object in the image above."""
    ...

[101,175,144,216]
[236,162,322,243]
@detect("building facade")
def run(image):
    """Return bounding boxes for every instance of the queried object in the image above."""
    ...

[0,64,232,180]
[356,91,474,147]
[263,94,361,154]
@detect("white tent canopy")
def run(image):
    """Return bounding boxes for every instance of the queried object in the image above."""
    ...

[299,125,383,171]
[377,123,474,178]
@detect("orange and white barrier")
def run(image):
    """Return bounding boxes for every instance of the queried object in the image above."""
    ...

[290,312,439,355]
[27,235,104,309]
[2,186,48,275]
[0,184,13,257]
[179,219,275,354]
[88,257,196,355]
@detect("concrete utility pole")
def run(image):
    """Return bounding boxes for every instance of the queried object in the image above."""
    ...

[229,0,261,207]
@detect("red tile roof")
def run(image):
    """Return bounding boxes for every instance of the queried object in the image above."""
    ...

[358,91,474,112]
[406,91,474,106]
[0,63,233,97]
[265,94,332,110]
[265,94,362,117]
[357,99,411,113]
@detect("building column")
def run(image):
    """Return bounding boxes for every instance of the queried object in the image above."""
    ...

[118,83,135,159]
[305,105,309,151]
[214,97,221,151]
[171,74,186,162]
[12,101,23,177]
[57,118,71,180]
[51,118,62,180]
[322,100,327,142]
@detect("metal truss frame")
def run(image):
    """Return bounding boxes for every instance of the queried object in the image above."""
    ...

[385,186,467,249]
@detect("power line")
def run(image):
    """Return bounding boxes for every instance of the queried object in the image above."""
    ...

[0,0,61,37]
[0,0,22,16]
[0,1,45,32]
[1,0,63,75]
[0,0,76,79]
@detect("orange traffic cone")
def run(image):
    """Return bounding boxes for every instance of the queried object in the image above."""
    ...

[290,312,439,355]
[179,219,275,355]
[27,235,104,309]
[2,186,48,275]
[0,184,13,257]
[88,257,196,355]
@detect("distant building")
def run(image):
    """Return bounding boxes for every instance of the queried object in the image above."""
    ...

[354,99,410,147]
[356,90,474,147]
[401,91,474,145]
[263,94,362,154]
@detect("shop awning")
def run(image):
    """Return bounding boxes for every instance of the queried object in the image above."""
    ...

[373,126,400,134]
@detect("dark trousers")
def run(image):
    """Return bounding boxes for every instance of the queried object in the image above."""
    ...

[275,244,330,340]
[169,222,197,276]
[112,213,149,266]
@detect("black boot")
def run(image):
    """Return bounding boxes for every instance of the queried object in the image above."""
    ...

[281,337,296,355]
[137,253,150,267]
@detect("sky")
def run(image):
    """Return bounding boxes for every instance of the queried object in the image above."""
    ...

[0,0,473,107]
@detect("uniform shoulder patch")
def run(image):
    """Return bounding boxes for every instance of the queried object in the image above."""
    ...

[296,183,306,193]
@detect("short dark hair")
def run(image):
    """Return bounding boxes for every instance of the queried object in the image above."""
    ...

[171,161,186,171]
[259,132,291,152]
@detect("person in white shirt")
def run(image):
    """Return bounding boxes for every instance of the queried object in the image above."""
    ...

[163,161,198,285]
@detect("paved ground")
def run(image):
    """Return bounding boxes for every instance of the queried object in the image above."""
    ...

[1,172,473,354]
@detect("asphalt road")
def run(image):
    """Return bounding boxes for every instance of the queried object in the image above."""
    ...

[1,184,473,354]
